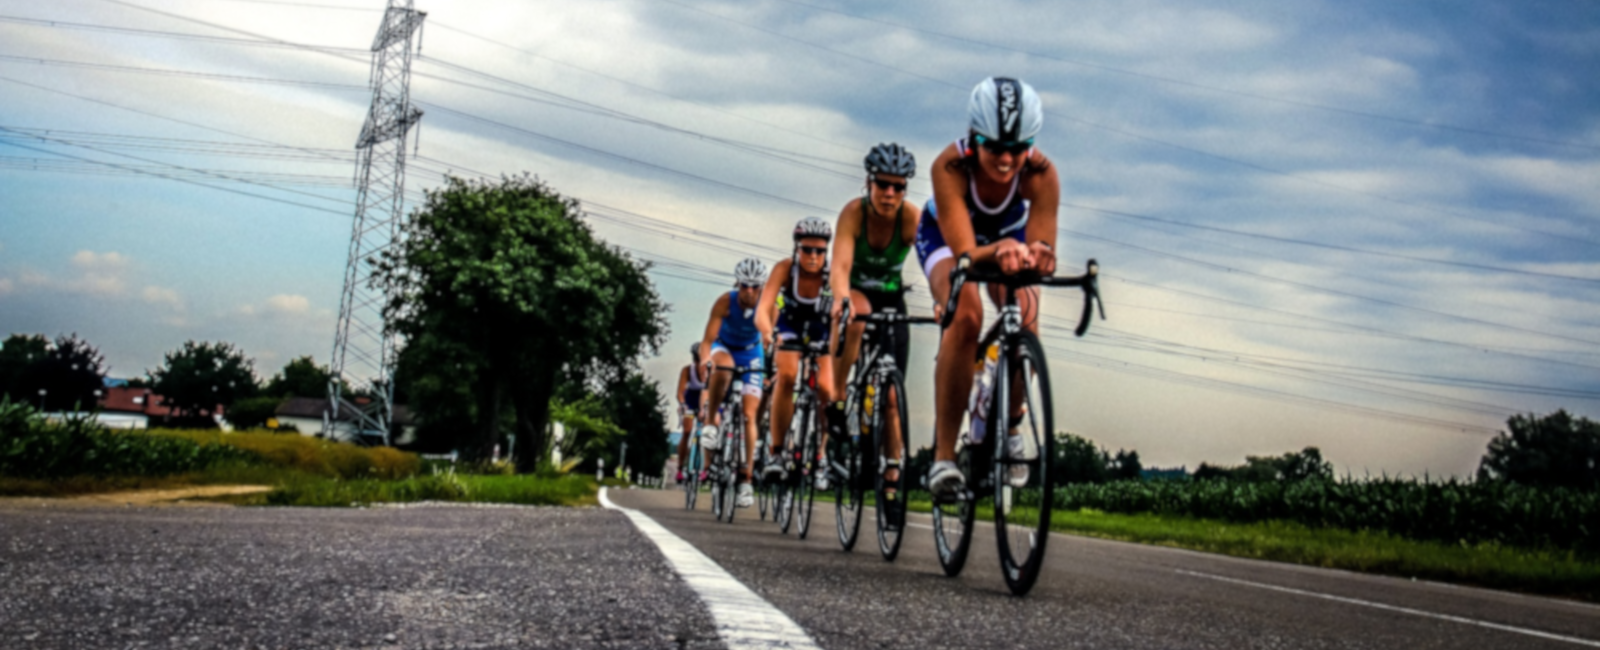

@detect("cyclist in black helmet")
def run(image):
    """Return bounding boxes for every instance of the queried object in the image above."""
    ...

[828,142,922,492]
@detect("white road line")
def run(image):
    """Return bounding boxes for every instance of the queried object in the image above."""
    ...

[1177,569,1600,648]
[600,488,822,650]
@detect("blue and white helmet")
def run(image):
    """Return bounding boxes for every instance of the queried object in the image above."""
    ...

[968,77,1043,144]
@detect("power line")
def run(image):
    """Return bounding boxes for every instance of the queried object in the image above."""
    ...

[763,0,1600,153]
[1067,203,1599,284]
[1069,229,1600,348]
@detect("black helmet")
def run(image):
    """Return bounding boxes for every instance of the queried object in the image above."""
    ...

[864,142,916,178]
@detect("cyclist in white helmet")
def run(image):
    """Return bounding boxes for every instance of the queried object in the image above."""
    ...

[829,142,922,493]
[697,257,772,507]
[759,217,840,490]
[674,343,707,484]
[914,77,1060,499]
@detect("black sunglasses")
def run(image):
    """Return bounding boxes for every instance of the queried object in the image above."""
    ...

[975,134,1034,156]
[738,282,762,290]
[798,245,828,255]
[871,177,908,193]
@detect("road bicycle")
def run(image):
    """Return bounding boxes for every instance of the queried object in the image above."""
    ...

[707,363,764,524]
[773,333,831,539]
[931,256,1103,596]
[833,301,936,561]
[683,412,704,511]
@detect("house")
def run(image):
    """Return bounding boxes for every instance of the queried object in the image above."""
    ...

[94,386,224,429]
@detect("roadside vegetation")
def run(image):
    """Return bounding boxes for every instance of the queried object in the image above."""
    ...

[0,398,597,506]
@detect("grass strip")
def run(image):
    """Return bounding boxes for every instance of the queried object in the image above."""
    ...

[263,473,597,507]
[902,494,1598,602]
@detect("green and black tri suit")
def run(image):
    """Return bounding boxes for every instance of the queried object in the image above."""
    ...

[849,197,913,371]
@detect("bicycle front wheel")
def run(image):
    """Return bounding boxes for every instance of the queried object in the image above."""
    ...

[719,415,742,523]
[875,370,909,562]
[795,399,820,540]
[992,330,1055,596]
[834,390,864,551]
[685,444,700,511]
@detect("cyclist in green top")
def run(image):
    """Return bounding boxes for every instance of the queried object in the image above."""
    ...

[828,143,922,488]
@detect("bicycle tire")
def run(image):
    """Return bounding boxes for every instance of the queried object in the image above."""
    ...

[834,389,864,551]
[933,439,978,577]
[719,412,742,523]
[796,397,819,540]
[875,369,909,562]
[777,480,795,534]
[685,443,700,511]
[991,330,1055,596]
[756,443,772,521]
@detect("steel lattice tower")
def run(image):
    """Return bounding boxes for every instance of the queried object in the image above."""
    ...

[327,0,426,444]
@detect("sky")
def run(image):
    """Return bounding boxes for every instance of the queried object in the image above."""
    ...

[1,0,1596,477]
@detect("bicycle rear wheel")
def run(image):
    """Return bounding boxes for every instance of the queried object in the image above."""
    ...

[875,370,909,561]
[992,331,1055,596]
[834,391,864,551]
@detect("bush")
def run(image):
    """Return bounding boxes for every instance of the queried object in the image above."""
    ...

[148,429,420,479]
[0,398,254,478]
[226,397,283,431]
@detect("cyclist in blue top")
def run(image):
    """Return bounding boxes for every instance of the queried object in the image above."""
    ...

[675,344,708,484]
[697,258,772,508]
[915,77,1060,499]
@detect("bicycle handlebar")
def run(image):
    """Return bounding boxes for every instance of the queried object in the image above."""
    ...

[940,256,1105,336]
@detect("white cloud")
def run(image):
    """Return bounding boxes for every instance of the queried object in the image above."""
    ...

[266,294,311,315]
[0,277,13,297]
[141,285,183,309]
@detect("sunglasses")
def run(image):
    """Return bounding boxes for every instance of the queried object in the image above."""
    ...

[871,177,908,193]
[974,134,1034,156]
[738,283,762,290]
[798,245,828,256]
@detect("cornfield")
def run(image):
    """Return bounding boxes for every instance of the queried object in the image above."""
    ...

[1054,477,1599,557]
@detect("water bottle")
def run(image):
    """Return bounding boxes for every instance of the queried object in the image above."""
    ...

[967,344,999,443]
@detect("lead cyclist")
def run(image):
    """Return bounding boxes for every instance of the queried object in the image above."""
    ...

[915,77,1061,499]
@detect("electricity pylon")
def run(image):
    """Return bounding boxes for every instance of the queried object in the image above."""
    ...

[326,0,426,444]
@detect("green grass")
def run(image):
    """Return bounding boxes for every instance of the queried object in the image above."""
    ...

[902,490,1598,602]
[263,472,598,507]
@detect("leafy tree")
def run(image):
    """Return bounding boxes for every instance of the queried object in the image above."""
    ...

[1478,410,1600,490]
[227,396,284,430]
[150,341,257,421]
[0,334,50,403]
[1053,432,1111,484]
[603,371,671,477]
[263,356,347,399]
[551,394,624,470]
[25,334,107,412]
[1111,449,1143,481]
[377,174,667,470]
[1194,447,1332,483]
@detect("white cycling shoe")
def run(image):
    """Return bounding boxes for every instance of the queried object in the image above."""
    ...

[735,483,754,508]
[926,460,965,500]
[698,424,720,451]
[1006,434,1033,487]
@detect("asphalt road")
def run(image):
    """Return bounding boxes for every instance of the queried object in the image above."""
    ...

[609,487,1600,650]
[0,499,721,650]
[2,493,1596,649]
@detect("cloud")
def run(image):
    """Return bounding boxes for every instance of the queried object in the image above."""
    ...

[0,277,12,297]
[240,294,312,317]
[141,285,182,308]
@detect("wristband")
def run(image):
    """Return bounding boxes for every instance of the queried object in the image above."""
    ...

[1035,240,1054,252]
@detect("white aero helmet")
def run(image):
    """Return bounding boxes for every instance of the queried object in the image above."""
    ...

[734,257,767,286]
[968,77,1043,144]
